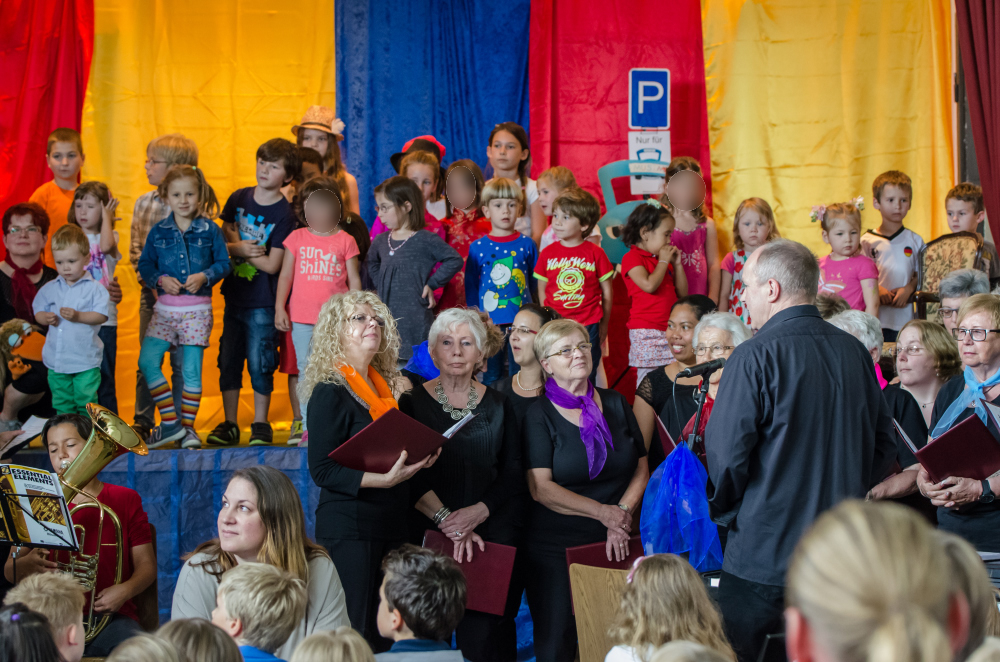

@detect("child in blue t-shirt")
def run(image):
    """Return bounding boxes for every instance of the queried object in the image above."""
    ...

[209,138,301,447]
[465,178,537,383]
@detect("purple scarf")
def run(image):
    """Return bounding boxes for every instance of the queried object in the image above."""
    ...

[545,378,615,479]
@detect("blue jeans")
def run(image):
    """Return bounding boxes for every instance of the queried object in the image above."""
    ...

[482,324,512,386]
[291,322,314,428]
[217,306,278,395]
[138,338,205,395]
[97,325,118,413]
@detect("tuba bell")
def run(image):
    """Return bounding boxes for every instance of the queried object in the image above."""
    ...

[53,403,148,642]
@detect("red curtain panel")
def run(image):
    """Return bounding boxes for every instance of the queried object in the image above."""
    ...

[956,0,1000,246]
[0,0,94,215]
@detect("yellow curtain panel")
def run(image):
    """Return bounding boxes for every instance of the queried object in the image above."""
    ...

[702,0,954,254]
[81,0,336,433]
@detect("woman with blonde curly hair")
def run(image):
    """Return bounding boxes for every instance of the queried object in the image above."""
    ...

[398,307,526,662]
[303,290,438,649]
[606,555,734,662]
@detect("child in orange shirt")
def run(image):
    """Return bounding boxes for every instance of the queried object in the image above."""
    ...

[29,128,85,267]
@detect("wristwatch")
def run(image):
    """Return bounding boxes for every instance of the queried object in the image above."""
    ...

[981,479,995,504]
[618,503,630,513]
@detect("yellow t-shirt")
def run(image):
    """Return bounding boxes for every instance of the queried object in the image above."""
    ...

[28,180,76,267]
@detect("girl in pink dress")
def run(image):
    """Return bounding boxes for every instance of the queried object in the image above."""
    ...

[815,199,879,316]
[659,157,719,300]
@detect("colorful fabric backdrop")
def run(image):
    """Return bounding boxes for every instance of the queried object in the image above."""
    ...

[0,0,958,429]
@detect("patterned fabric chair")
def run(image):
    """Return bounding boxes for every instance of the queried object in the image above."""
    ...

[913,231,983,319]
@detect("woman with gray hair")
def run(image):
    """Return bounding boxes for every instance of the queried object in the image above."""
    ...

[659,312,751,463]
[398,307,525,662]
[938,268,990,333]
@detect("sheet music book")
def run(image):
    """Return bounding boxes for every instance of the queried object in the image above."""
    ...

[894,402,1000,483]
[0,416,47,459]
[328,409,476,474]
[655,415,677,457]
[0,464,78,550]
[422,529,516,616]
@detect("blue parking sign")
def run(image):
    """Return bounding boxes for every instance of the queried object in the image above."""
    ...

[629,69,670,130]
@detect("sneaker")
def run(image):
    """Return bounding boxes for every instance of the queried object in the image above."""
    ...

[248,422,273,446]
[132,424,151,444]
[206,421,240,446]
[180,428,202,449]
[287,419,304,446]
[299,430,308,448]
[148,423,185,449]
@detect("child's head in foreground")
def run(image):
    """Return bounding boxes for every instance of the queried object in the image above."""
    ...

[4,573,86,662]
[211,561,307,654]
[289,627,376,662]
[376,544,466,643]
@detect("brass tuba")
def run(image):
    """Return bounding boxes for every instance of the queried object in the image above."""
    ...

[54,403,148,642]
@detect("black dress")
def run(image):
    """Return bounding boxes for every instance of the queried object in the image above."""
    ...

[398,385,526,662]
[635,366,697,470]
[881,384,936,523]
[307,381,409,650]
[0,266,58,417]
[930,376,1000,551]
[492,375,539,430]
[522,388,646,662]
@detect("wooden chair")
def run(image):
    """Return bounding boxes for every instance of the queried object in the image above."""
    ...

[569,564,630,662]
[913,231,982,319]
[133,523,159,632]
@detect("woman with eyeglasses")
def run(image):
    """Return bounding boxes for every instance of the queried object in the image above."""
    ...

[303,290,439,648]
[917,294,1000,551]
[936,268,990,335]
[491,303,561,428]
[522,318,649,662]
[895,320,962,428]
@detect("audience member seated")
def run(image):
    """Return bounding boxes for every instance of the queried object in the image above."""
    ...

[827,311,933,518]
[3,572,85,662]
[211,562,307,662]
[605,554,735,662]
[107,632,182,662]
[969,639,1000,662]
[918,294,1000,551]
[895,319,962,428]
[632,295,717,469]
[523,319,649,662]
[491,303,561,428]
[157,618,243,662]
[172,466,349,659]
[785,501,968,662]
[939,531,1000,661]
[650,642,733,662]
[290,627,376,662]
[0,603,65,662]
[814,292,851,319]
[375,544,468,661]
[938,268,990,334]
[400,308,524,661]
[665,312,751,463]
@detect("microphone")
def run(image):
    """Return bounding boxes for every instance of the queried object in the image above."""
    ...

[675,358,726,378]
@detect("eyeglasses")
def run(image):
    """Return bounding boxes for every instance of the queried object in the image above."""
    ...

[544,342,593,359]
[694,344,735,356]
[374,204,396,215]
[145,158,169,166]
[6,226,41,236]
[952,327,1000,342]
[893,345,926,356]
[350,314,385,328]
[937,307,959,320]
[507,326,538,336]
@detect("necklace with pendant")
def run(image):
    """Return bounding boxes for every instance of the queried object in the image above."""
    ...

[387,231,414,256]
[434,380,480,421]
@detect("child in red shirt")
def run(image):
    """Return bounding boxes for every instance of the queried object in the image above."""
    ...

[535,188,613,383]
[620,200,688,386]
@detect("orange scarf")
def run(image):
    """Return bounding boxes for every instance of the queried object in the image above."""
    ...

[338,364,398,420]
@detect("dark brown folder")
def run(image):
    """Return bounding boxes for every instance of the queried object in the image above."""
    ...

[423,529,516,616]
[327,408,473,474]
[656,415,677,457]
[895,402,1000,483]
[565,535,643,571]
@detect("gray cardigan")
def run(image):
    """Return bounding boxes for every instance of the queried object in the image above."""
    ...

[170,552,350,659]
[369,230,462,359]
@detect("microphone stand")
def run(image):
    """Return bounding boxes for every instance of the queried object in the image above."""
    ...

[687,375,712,451]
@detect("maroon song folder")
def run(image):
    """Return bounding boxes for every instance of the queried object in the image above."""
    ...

[423,529,516,616]
[565,535,643,571]
[656,415,677,457]
[327,408,474,474]
[895,401,1000,483]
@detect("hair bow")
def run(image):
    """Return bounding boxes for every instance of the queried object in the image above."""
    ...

[851,195,865,211]
[626,555,651,583]
[644,198,663,209]
[809,205,827,223]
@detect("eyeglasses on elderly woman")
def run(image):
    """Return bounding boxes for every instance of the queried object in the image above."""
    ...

[350,313,385,327]
[694,344,735,357]
[952,327,1000,342]
[937,307,960,321]
[544,342,593,360]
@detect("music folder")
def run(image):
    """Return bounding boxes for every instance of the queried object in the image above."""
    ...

[328,409,475,474]
[422,530,516,616]
[655,415,677,457]
[894,400,1000,484]
[565,535,643,571]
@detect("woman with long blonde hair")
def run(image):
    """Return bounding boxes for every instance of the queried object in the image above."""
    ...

[786,500,969,662]
[607,555,734,662]
[302,290,438,649]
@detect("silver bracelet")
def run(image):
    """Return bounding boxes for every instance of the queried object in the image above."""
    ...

[432,507,451,525]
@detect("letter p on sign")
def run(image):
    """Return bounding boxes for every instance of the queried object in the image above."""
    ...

[629,69,670,130]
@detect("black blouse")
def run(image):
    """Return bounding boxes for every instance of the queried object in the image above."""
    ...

[882,383,936,522]
[636,367,698,470]
[399,386,525,546]
[307,381,410,541]
[523,388,646,549]
[0,266,58,326]
[491,376,540,430]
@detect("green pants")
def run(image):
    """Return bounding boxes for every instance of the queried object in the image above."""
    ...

[48,368,101,415]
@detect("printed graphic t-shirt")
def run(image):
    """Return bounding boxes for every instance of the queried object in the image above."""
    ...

[219,187,296,308]
[861,227,925,331]
[283,228,360,324]
[818,253,879,312]
[535,241,614,325]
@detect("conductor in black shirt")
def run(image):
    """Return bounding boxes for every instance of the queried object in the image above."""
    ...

[705,240,896,662]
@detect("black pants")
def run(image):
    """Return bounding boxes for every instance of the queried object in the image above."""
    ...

[524,546,576,662]
[718,571,785,662]
[456,553,525,662]
[323,538,406,652]
[84,613,143,657]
